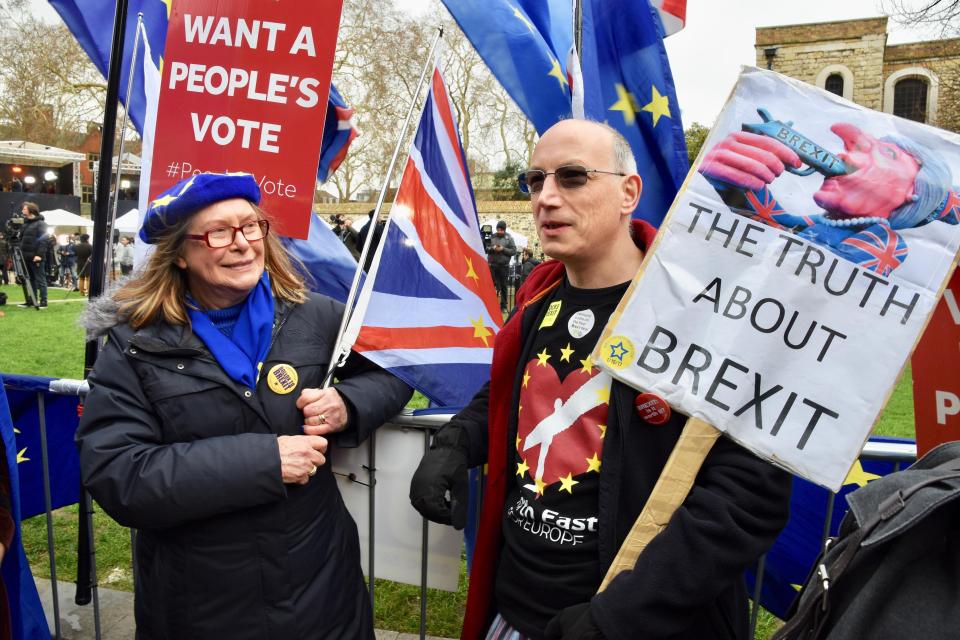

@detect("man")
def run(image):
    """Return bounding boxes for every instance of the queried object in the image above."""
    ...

[74,233,92,296]
[338,216,361,260]
[517,247,541,289]
[16,202,48,308]
[487,220,516,312]
[410,119,791,640]
[58,235,77,288]
[0,231,9,286]
[700,123,958,276]
[117,236,134,276]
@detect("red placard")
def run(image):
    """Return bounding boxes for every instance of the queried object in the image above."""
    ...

[912,269,960,457]
[149,1,343,238]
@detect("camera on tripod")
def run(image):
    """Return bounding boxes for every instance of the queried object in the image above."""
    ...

[4,216,25,245]
[480,224,493,253]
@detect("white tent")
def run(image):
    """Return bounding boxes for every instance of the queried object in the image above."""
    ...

[40,209,94,228]
[115,209,141,233]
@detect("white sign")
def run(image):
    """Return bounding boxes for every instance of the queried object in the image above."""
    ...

[595,67,960,491]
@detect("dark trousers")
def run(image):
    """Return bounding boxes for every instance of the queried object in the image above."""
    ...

[0,260,8,285]
[489,262,509,311]
[22,259,47,304]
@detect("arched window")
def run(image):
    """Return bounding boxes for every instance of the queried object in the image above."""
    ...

[893,78,928,123]
[824,73,844,97]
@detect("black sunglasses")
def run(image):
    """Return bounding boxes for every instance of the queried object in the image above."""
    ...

[518,164,626,194]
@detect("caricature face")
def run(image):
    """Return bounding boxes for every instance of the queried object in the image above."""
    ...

[814,123,920,220]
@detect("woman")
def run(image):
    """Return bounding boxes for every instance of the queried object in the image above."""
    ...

[76,173,412,639]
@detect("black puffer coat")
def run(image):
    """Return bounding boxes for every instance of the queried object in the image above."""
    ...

[18,215,47,259]
[77,293,412,639]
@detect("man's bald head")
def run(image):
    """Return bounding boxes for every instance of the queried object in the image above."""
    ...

[539,119,637,176]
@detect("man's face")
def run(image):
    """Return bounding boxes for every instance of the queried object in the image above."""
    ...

[21,205,33,219]
[495,226,505,236]
[814,123,920,219]
[529,121,635,264]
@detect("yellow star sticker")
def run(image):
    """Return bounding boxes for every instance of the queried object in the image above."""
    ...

[522,368,531,388]
[579,357,595,375]
[598,423,607,439]
[470,317,492,347]
[642,85,671,127]
[609,83,641,126]
[534,476,547,496]
[585,452,601,473]
[548,57,568,90]
[558,472,579,494]
[536,348,551,367]
[560,343,575,362]
[17,447,29,464]
[516,459,529,477]
[843,460,881,488]
[512,6,535,33]
[595,385,610,405]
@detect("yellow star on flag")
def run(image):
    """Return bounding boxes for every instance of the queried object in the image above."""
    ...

[161,0,173,18]
[17,447,29,464]
[585,452,601,473]
[642,85,671,127]
[595,385,610,405]
[534,476,547,496]
[512,5,535,33]
[598,423,607,439]
[522,368,531,388]
[843,460,881,488]
[536,348,551,367]
[609,83,641,126]
[465,257,480,283]
[516,459,529,477]
[560,343,575,362]
[470,317,492,347]
[516,434,522,448]
[548,57,568,90]
[579,357,595,375]
[559,472,579,494]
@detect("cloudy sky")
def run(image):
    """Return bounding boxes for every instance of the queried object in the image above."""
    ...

[32,0,935,128]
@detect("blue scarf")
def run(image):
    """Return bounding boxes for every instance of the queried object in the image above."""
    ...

[187,272,275,389]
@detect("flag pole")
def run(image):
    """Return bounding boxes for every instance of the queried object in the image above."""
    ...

[109,14,144,246]
[321,25,445,387]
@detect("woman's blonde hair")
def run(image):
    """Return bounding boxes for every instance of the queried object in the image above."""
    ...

[114,203,307,329]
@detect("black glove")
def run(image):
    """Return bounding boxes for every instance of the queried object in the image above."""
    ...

[409,424,470,530]
[544,603,604,640]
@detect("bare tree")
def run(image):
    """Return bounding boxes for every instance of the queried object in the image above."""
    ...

[882,0,960,37]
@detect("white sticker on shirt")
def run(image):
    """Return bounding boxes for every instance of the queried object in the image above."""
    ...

[568,309,595,339]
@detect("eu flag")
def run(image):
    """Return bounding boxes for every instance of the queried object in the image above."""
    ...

[441,0,573,135]
[580,0,689,226]
[0,376,50,640]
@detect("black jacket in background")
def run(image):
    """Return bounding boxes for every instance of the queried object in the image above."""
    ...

[19,215,47,259]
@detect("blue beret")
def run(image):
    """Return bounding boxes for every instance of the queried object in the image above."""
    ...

[139,172,261,244]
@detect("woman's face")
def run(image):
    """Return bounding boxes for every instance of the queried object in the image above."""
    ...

[175,199,266,309]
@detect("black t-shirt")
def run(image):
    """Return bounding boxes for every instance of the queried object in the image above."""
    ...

[495,278,629,637]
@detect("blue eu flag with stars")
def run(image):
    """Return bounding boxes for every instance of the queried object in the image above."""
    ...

[580,0,689,227]
[441,0,573,135]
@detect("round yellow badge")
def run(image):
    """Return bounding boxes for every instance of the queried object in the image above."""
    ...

[266,364,299,394]
[600,335,634,370]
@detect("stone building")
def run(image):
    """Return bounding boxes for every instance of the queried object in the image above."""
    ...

[755,17,960,133]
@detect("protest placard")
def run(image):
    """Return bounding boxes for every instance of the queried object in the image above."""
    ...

[148,1,343,238]
[594,67,960,492]
[913,270,960,456]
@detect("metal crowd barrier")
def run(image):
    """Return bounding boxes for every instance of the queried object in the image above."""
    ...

[11,377,917,640]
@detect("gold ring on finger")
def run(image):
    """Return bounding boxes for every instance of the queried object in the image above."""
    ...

[308,466,317,476]
[318,413,326,424]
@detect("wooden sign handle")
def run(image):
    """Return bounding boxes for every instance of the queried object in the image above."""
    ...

[598,417,721,592]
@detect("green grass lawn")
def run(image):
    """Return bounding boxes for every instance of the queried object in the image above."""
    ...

[3,283,917,638]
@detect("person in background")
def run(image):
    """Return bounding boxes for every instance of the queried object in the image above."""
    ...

[486,220,516,312]
[117,236,134,276]
[16,203,47,308]
[74,233,92,296]
[517,247,541,289]
[58,235,77,289]
[0,232,9,286]
[76,173,412,639]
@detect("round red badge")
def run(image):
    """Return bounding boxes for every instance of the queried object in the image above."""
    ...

[635,393,671,425]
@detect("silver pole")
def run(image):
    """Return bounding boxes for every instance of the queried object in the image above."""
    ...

[37,393,61,640]
[106,13,144,279]
[322,25,445,388]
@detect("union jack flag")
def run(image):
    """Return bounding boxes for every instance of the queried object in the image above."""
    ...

[317,84,359,183]
[341,63,502,408]
[745,188,788,228]
[841,224,908,276]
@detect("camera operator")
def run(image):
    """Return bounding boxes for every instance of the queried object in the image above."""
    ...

[333,214,360,260]
[486,220,516,312]
[16,202,48,308]
[0,231,9,285]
